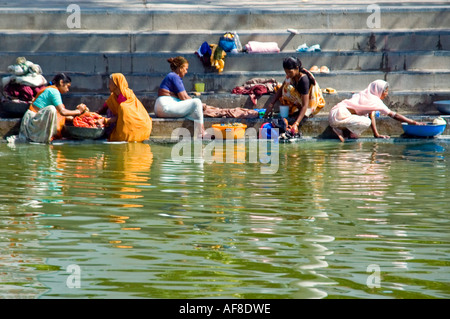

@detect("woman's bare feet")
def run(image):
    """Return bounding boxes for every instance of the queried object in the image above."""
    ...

[332,127,345,142]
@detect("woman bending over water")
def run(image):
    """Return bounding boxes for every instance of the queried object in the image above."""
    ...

[19,73,88,143]
[328,80,423,142]
[264,56,325,135]
[103,73,152,142]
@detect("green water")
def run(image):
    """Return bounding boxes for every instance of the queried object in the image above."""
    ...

[0,139,449,299]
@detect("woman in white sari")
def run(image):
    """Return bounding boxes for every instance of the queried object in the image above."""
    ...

[329,80,423,142]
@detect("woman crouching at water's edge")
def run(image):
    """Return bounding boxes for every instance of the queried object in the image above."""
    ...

[329,80,424,142]
[100,73,152,142]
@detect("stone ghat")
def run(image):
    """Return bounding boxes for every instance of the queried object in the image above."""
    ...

[1,113,448,143]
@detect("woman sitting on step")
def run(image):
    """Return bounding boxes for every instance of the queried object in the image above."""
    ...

[154,56,258,139]
[328,80,423,142]
[18,73,88,143]
[102,73,152,142]
[264,56,325,135]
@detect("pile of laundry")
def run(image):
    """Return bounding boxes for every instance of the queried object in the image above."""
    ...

[231,78,280,106]
[73,112,106,128]
[195,32,242,73]
[2,57,47,103]
[195,32,281,73]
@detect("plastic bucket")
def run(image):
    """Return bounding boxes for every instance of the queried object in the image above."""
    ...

[279,105,289,118]
[194,82,205,93]
[212,123,247,139]
[259,122,281,141]
[254,108,266,118]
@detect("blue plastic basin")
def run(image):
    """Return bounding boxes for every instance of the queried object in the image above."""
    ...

[402,123,446,137]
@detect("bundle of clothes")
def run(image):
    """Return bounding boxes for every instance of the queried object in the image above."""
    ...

[195,32,281,73]
[2,57,47,103]
[72,112,106,128]
[231,78,280,106]
[195,32,241,73]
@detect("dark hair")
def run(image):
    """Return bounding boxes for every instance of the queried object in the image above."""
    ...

[51,73,72,86]
[282,56,316,86]
[167,56,188,71]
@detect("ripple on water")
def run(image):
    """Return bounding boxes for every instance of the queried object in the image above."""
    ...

[0,141,449,298]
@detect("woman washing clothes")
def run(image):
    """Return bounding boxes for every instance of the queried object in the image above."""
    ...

[18,73,88,143]
[101,73,152,142]
[264,56,325,135]
[154,56,258,139]
[328,80,423,142]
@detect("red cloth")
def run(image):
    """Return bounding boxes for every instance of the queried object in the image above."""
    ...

[4,83,44,102]
[231,84,268,106]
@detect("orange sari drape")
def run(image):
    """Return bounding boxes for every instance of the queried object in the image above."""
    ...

[106,73,152,142]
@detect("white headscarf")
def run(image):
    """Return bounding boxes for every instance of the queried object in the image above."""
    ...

[339,80,390,115]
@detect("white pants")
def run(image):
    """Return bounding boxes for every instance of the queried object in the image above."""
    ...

[154,96,203,125]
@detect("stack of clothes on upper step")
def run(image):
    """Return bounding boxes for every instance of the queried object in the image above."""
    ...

[1,57,47,116]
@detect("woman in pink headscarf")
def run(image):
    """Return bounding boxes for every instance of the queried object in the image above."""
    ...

[329,80,423,142]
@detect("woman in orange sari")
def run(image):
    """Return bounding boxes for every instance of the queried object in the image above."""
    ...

[18,73,88,143]
[104,73,152,142]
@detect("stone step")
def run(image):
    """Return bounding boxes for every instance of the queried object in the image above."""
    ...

[68,90,450,114]
[148,115,450,140]
[8,69,447,94]
[2,91,448,120]
[1,51,449,75]
[0,4,448,31]
[1,114,449,142]
[0,29,448,53]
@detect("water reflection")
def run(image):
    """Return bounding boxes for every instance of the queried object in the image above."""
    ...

[332,142,391,201]
[319,141,450,298]
[1,144,59,298]
[401,141,447,163]
[104,143,153,206]
[52,142,153,208]
[0,140,449,299]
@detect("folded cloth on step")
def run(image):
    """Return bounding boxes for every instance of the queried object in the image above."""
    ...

[2,74,47,88]
[244,41,280,53]
[203,104,259,119]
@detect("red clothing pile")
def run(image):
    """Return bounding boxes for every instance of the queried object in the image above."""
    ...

[231,78,280,106]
